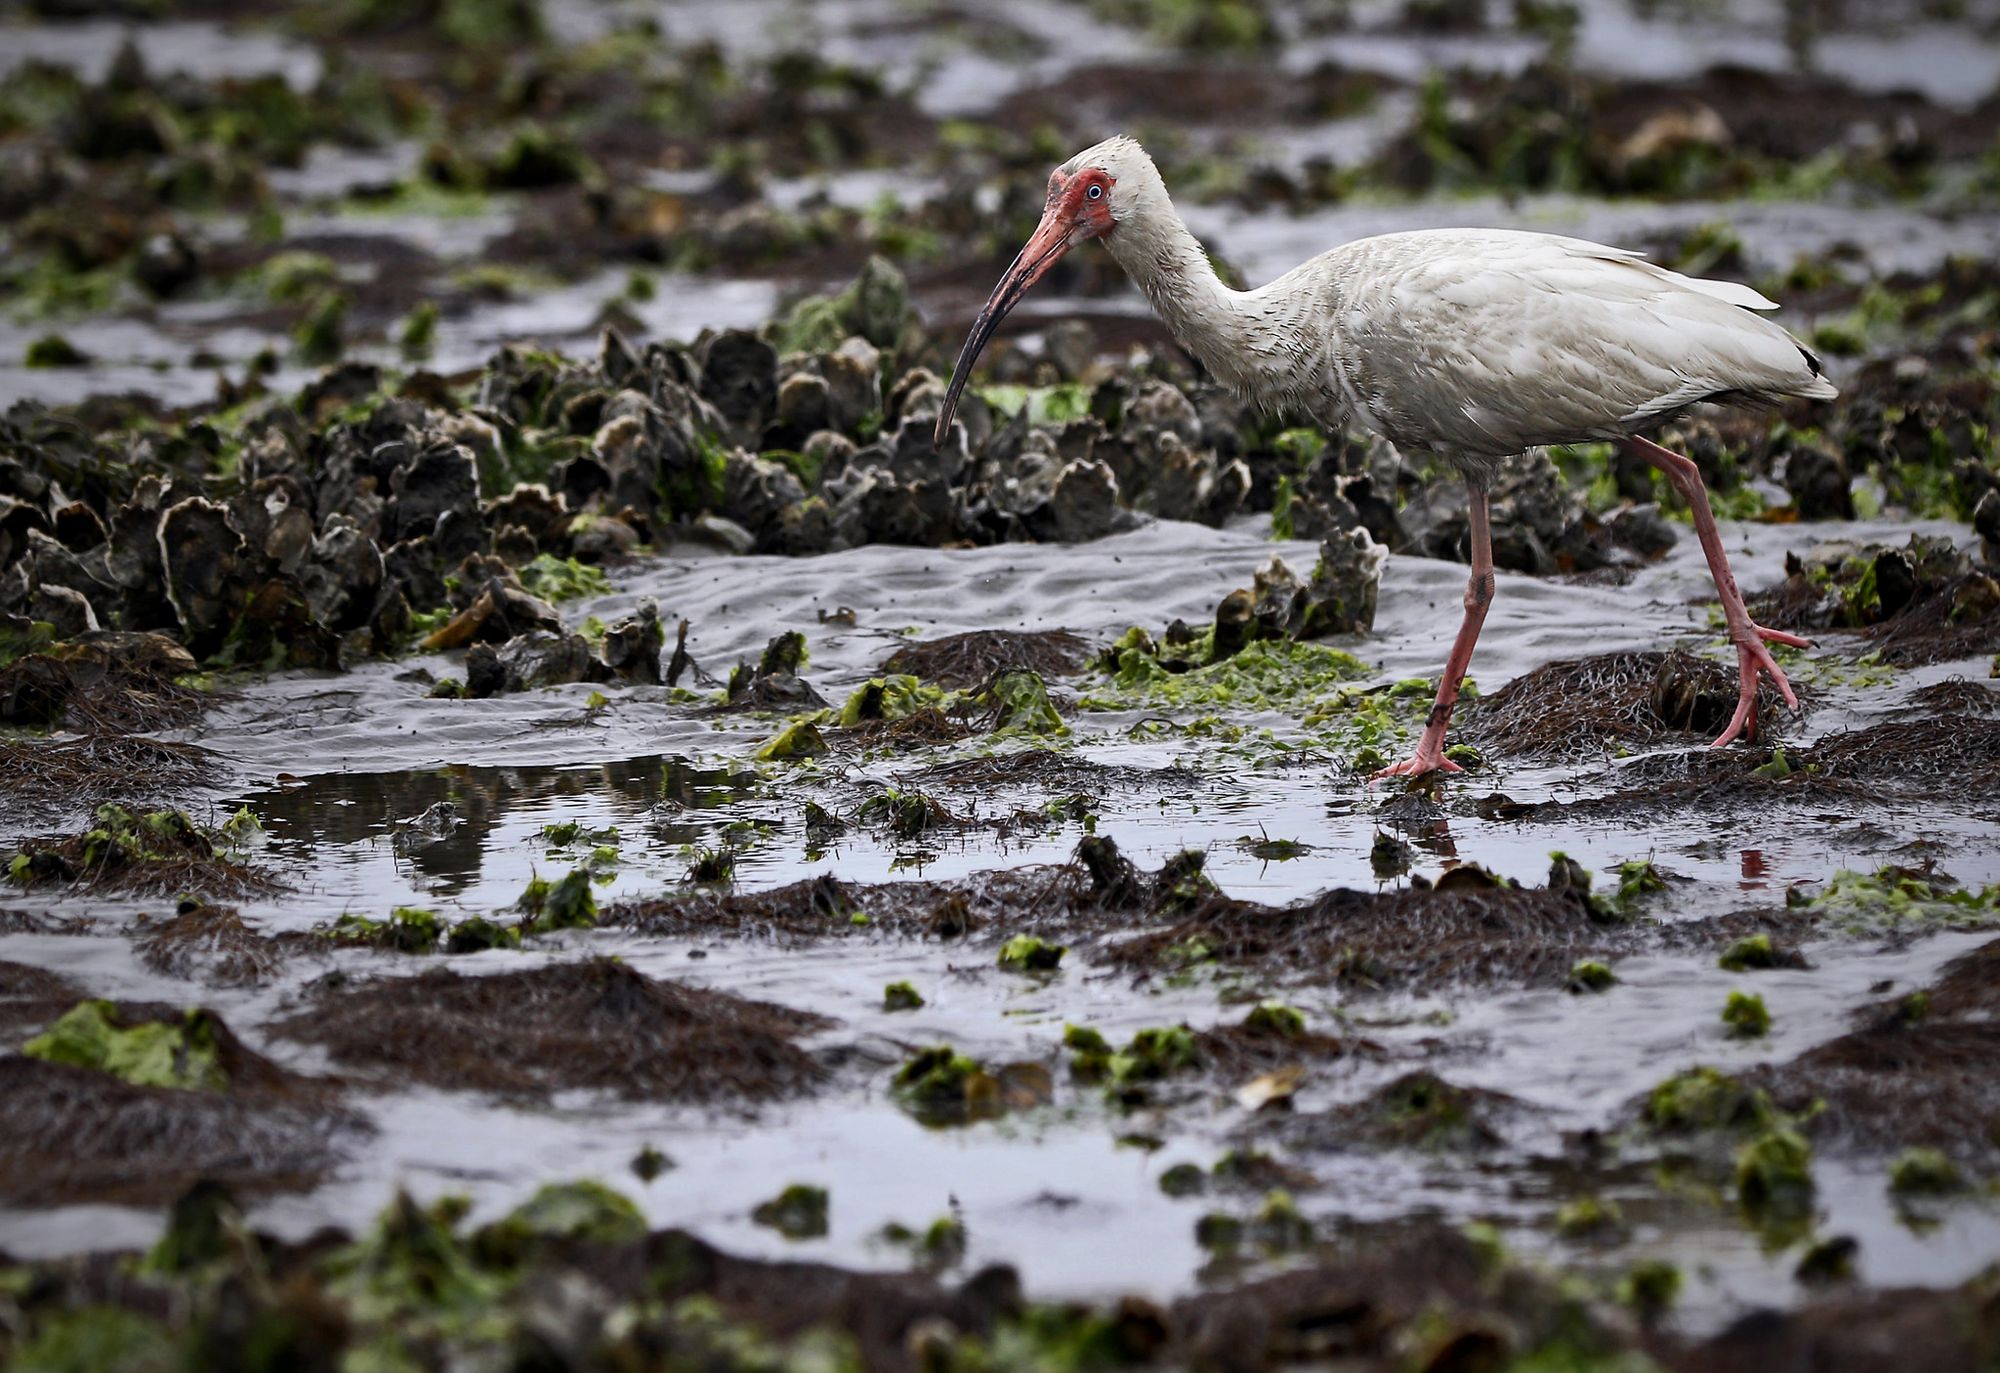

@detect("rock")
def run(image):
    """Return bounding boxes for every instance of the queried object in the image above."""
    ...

[50,502,108,553]
[384,443,480,545]
[301,515,384,633]
[847,254,911,349]
[1605,503,1677,559]
[1125,381,1203,448]
[820,346,881,435]
[600,602,664,683]
[1973,488,2000,566]
[775,371,831,436]
[849,415,968,488]
[690,514,756,555]
[1041,459,1126,543]
[1782,440,1855,519]
[421,578,562,651]
[721,451,807,543]
[28,584,98,638]
[1043,319,1096,381]
[158,498,246,648]
[1296,530,1386,637]
[1210,587,1258,662]
[699,329,779,446]
[566,511,641,562]
[486,484,568,549]
[496,631,594,690]
[133,231,198,298]
[464,643,506,699]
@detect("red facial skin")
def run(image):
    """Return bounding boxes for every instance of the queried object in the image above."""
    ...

[933,166,1119,447]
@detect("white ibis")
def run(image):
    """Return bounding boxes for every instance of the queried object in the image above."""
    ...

[934,135,1837,776]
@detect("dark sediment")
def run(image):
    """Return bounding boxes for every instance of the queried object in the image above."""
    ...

[879,628,1093,688]
[0,1002,362,1206]
[1748,938,2000,1170]
[269,957,829,1103]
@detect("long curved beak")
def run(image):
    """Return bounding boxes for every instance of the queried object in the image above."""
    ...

[933,205,1077,449]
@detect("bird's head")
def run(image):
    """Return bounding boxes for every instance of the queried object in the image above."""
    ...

[934,136,1157,448]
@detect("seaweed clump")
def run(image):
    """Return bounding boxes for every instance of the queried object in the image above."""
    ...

[0,999,363,1205]
[880,628,1092,688]
[6,803,281,898]
[1744,939,2000,1171]
[1462,649,1765,761]
[270,957,828,1103]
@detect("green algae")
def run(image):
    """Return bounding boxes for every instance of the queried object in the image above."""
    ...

[1555,1196,1624,1240]
[1735,1126,1815,1212]
[23,333,89,368]
[981,669,1068,736]
[1085,637,1370,716]
[891,1045,1001,1126]
[1723,990,1771,1038]
[517,553,610,603]
[755,718,828,762]
[837,674,948,724]
[1243,1001,1305,1036]
[883,981,924,1011]
[1642,1066,1775,1135]
[444,916,521,953]
[6,1306,178,1373]
[541,820,618,846]
[1067,1023,1202,1094]
[477,1180,646,1263]
[398,300,439,357]
[1567,960,1617,994]
[523,867,596,933]
[293,289,347,364]
[23,999,226,1092]
[9,803,222,887]
[326,905,444,953]
[1794,866,2000,931]
[1617,1259,1682,1318]
[1718,934,1779,971]
[997,934,1065,973]
[1889,1147,1968,1197]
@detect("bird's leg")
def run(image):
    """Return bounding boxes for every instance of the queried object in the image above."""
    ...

[1617,435,1810,747]
[1375,483,1493,780]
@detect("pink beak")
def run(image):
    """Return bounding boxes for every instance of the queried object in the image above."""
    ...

[933,203,1078,448]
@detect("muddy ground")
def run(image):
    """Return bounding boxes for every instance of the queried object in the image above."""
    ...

[3,0,2000,1369]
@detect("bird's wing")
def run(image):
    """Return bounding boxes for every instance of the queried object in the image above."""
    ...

[1325,231,1830,459]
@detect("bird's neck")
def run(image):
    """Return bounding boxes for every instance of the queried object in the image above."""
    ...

[1102,201,1264,394]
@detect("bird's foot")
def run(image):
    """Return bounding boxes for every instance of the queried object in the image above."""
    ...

[1370,751,1463,784]
[1751,621,1812,650]
[1708,627,1803,748]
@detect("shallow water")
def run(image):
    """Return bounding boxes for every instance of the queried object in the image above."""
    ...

[4,513,1998,1332]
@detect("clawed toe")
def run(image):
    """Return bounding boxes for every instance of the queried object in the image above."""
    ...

[1370,754,1464,784]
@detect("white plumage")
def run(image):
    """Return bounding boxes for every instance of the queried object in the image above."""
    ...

[937,135,1836,778]
[1074,138,1835,473]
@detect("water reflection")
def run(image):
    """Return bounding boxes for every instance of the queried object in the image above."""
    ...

[240,755,758,898]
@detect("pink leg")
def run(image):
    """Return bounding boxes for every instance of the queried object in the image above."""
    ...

[1375,483,1493,780]
[1617,435,1810,746]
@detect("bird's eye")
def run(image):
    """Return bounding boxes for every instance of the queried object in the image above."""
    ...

[1087,184,1103,200]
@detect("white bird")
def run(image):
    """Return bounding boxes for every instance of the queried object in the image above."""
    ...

[933,135,1837,777]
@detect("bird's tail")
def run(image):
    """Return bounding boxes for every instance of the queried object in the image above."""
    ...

[1790,341,1838,400]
